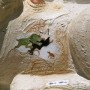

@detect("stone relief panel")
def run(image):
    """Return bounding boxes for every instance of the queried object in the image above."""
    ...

[0,0,90,90]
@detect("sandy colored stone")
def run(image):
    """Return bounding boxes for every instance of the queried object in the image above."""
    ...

[0,1,75,89]
[10,73,90,90]
[0,0,90,90]
[68,7,90,79]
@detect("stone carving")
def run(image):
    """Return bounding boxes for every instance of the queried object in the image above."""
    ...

[0,0,90,90]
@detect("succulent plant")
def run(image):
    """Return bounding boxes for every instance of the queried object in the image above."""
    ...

[16,38,31,48]
[16,34,42,48]
[29,34,42,46]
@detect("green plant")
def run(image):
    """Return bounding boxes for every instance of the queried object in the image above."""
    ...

[16,34,42,48]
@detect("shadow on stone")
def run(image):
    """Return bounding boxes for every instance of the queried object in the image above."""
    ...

[75,0,90,4]
[0,1,23,51]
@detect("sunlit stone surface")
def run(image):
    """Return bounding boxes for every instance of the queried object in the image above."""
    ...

[0,0,90,90]
[68,7,90,79]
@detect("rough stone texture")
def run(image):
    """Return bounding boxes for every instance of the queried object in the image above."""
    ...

[0,0,73,89]
[68,8,90,80]
[0,0,23,89]
[64,0,90,4]
[0,0,23,25]
[0,0,23,50]
[0,0,90,90]
[10,73,90,90]
[0,1,75,89]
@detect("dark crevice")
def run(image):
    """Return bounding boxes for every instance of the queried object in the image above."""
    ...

[29,37,51,55]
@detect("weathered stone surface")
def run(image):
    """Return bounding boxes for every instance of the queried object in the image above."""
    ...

[0,10,73,87]
[0,1,75,89]
[10,73,90,90]
[0,0,23,51]
[0,0,90,90]
[0,0,23,24]
[68,8,90,79]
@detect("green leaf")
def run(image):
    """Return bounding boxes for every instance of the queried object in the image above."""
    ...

[16,34,42,49]
[16,38,31,48]
[29,34,42,45]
